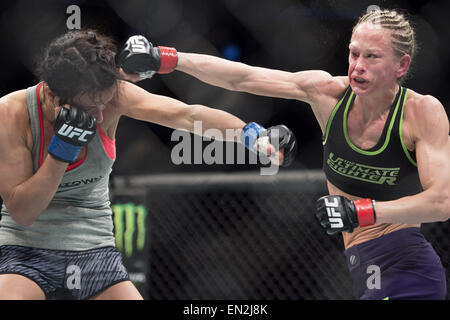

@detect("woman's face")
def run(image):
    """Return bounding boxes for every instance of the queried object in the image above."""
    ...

[348,22,404,96]
[70,86,117,124]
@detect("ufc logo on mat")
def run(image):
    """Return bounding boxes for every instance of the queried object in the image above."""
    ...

[58,124,94,142]
[128,36,148,53]
[324,197,344,228]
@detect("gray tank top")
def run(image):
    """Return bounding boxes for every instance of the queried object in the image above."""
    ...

[0,83,116,250]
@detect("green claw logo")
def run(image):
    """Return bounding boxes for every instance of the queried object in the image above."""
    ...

[112,203,148,257]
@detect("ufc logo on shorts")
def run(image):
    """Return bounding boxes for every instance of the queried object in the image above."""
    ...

[128,36,148,53]
[58,124,94,142]
[324,197,344,228]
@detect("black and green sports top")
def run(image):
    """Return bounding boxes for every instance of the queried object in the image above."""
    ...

[322,86,422,201]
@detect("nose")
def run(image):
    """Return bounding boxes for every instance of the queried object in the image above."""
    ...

[354,58,366,73]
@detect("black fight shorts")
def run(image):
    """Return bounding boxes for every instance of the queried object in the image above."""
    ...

[0,245,130,299]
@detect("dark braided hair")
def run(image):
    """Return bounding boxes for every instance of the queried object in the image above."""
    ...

[36,29,119,105]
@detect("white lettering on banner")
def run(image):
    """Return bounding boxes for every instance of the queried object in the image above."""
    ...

[183,304,218,318]
[227,304,269,316]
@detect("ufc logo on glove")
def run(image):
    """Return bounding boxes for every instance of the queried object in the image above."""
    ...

[127,36,149,53]
[57,124,94,143]
[316,195,376,235]
[324,197,344,228]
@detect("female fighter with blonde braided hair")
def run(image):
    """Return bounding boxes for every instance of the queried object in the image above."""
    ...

[120,9,449,299]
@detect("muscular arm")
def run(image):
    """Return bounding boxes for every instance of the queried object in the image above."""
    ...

[118,38,347,131]
[375,97,450,224]
[0,98,68,226]
[177,52,346,104]
[117,80,246,141]
[176,52,347,130]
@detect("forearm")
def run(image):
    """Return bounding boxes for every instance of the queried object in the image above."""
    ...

[189,104,245,142]
[6,156,67,226]
[375,189,450,224]
[176,52,314,101]
[177,52,248,91]
[317,188,449,235]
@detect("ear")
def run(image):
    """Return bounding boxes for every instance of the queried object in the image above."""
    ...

[44,85,61,107]
[43,84,54,97]
[396,54,411,79]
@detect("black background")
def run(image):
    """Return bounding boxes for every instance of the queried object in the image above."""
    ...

[0,0,448,176]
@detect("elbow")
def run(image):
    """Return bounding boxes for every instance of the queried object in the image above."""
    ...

[442,197,450,222]
[423,187,450,222]
[2,188,40,227]
[5,205,35,227]
[436,192,450,222]
[227,80,240,91]
[10,212,35,227]
[227,74,249,92]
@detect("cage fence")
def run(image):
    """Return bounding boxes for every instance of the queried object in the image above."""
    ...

[111,170,449,300]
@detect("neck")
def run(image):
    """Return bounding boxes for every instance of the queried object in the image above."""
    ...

[353,84,399,122]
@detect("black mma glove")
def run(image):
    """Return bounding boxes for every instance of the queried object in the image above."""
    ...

[241,122,297,167]
[48,106,97,163]
[117,35,178,79]
[315,195,376,235]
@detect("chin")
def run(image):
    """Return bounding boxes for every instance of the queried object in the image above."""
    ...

[350,83,371,96]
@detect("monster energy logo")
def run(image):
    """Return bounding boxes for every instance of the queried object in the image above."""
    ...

[112,203,148,258]
[327,152,399,185]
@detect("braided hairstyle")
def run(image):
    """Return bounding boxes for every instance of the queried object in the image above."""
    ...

[36,29,119,105]
[353,9,417,83]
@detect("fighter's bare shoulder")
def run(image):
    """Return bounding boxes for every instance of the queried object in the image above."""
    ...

[0,90,30,133]
[297,73,347,130]
[290,70,347,102]
[0,89,28,114]
[403,89,449,148]
[405,89,445,115]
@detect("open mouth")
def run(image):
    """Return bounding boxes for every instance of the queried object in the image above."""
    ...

[353,77,367,84]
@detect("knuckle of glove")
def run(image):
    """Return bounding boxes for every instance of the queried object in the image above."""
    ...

[326,229,339,236]
[267,125,297,167]
[315,198,328,223]
[316,196,327,211]
[316,195,349,234]
[55,107,68,125]
[118,35,160,74]
[54,106,96,146]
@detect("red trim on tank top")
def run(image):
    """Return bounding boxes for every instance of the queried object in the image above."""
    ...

[97,125,116,160]
[36,83,45,168]
[36,82,86,171]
